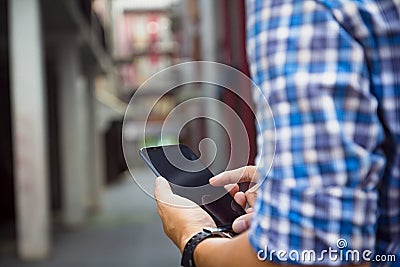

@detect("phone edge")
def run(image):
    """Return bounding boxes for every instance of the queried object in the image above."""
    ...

[139,148,162,177]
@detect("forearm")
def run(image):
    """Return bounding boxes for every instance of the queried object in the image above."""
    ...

[192,232,370,267]
[193,232,278,267]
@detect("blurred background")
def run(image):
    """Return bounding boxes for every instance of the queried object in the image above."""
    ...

[0,0,256,266]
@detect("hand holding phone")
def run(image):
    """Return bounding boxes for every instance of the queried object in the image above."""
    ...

[139,144,246,229]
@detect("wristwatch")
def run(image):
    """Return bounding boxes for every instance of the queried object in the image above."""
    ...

[181,227,233,267]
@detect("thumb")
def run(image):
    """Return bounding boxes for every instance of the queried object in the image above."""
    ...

[154,177,172,200]
[232,213,253,233]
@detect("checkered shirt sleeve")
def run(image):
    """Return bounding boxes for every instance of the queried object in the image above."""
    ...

[246,0,400,265]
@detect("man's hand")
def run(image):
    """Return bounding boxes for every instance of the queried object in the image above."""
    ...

[154,177,216,253]
[209,166,258,233]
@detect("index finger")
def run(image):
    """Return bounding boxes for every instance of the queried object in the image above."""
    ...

[209,166,258,186]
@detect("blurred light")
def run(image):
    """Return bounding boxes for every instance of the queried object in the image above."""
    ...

[113,0,181,11]
[147,21,160,34]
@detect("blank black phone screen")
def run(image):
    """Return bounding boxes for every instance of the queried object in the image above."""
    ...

[141,144,245,227]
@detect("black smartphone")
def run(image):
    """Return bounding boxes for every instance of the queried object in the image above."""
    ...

[139,144,246,229]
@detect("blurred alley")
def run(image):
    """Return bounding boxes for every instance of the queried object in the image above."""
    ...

[1,169,180,267]
[0,0,256,266]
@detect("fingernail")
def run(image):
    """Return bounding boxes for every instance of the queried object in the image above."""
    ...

[248,184,259,193]
[209,177,216,184]
[156,177,163,185]
[232,219,247,233]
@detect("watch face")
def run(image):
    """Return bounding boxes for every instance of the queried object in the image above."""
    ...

[203,227,233,238]
[203,227,222,233]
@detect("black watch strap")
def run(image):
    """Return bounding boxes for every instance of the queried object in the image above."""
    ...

[181,231,213,267]
[181,228,232,267]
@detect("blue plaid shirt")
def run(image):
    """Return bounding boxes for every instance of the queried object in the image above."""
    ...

[246,0,400,265]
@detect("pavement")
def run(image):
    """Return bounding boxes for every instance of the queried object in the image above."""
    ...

[0,168,181,267]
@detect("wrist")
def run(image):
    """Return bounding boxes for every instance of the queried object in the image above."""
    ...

[181,227,234,267]
[193,237,229,267]
[193,237,212,266]
[179,226,203,253]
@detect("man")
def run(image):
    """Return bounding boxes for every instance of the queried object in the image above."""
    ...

[154,0,400,266]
